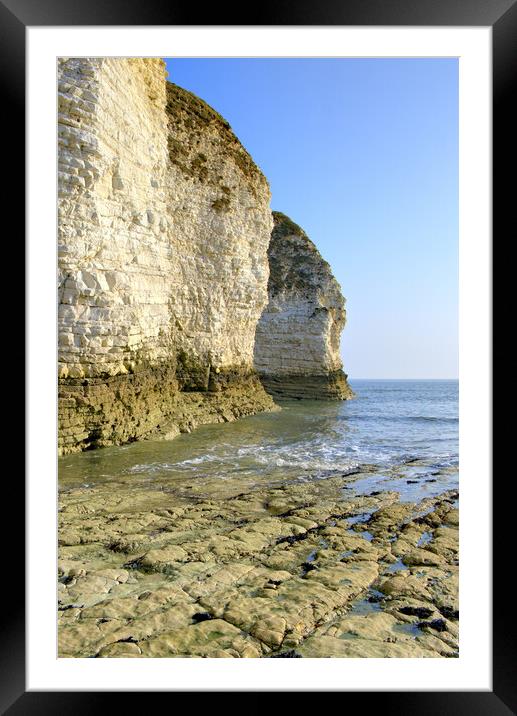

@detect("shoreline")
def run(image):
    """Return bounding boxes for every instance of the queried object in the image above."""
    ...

[58,462,458,658]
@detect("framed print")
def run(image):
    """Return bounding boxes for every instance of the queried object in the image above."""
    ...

[7,0,513,710]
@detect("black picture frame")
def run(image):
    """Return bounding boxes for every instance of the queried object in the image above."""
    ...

[7,0,510,711]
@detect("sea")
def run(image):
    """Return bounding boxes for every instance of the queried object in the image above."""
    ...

[59,379,459,503]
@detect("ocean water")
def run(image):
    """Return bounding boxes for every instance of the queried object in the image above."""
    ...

[59,379,458,501]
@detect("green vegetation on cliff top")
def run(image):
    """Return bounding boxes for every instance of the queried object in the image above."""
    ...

[165,81,266,190]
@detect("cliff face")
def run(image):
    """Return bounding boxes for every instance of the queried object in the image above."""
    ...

[58,58,275,454]
[164,82,272,370]
[254,212,354,400]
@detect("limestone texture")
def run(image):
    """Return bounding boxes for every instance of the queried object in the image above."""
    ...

[58,460,459,658]
[254,212,354,400]
[58,58,276,454]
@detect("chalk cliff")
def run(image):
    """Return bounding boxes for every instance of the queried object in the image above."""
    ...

[58,58,275,454]
[254,212,354,400]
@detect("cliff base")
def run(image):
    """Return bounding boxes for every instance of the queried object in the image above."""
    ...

[259,370,355,401]
[59,366,277,455]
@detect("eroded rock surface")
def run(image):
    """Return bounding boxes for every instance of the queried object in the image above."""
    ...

[254,212,354,400]
[58,468,458,658]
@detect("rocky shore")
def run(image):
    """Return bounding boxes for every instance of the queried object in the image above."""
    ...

[58,463,458,658]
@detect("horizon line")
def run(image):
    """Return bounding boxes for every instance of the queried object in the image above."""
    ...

[348,377,459,381]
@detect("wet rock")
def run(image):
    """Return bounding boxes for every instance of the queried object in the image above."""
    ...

[398,606,433,619]
[191,612,213,623]
[419,618,448,632]
[98,641,142,657]
[268,649,302,658]
[58,472,459,658]
[402,548,446,567]
[439,605,459,621]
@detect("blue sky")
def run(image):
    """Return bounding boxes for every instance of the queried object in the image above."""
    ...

[164,58,458,379]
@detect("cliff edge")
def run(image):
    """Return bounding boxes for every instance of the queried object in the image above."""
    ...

[254,212,354,400]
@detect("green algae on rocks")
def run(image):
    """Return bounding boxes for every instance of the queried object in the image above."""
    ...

[58,467,459,658]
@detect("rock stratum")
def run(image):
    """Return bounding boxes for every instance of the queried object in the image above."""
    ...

[58,463,459,658]
[254,212,353,400]
[58,58,352,455]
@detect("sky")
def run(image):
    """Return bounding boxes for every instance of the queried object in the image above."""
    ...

[164,58,458,379]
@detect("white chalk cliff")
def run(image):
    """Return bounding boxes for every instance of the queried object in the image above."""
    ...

[254,212,353,400]
[57,58,352,454]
